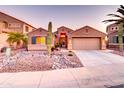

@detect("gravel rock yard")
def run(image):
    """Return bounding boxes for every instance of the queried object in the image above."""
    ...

[0,50,83,73]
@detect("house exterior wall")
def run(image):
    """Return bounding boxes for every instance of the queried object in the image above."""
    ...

[101,37,107,50]
[0,33,9,49]
[67,38,72,50]
[107,23,119,34]
[23,24,35,34]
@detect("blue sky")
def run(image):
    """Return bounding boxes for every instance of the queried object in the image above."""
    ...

[0,5,119,32]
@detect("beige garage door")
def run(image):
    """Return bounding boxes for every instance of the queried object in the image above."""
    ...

[72,38,100,50]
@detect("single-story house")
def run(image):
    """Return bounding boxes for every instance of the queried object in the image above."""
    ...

[28,25,107,51]
[106,23,124,49]
[54,26,106,50]
[27,27,48,51]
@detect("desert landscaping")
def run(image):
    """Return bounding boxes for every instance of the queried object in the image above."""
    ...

[0,49,83,73]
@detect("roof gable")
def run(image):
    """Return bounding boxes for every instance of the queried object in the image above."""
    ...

[69,25,106,37]
[27,27,48,35]
[58,26,73,31]
[54,26,74,34]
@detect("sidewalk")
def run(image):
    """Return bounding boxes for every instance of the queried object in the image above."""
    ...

[0,63,124,88]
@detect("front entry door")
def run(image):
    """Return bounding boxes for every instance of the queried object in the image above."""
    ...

[60,33,67,48]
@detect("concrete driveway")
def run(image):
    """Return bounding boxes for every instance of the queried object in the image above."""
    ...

[74,50,124,67]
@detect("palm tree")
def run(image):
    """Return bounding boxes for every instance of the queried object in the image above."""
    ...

[103,5,124,51]
[7,32,28,49]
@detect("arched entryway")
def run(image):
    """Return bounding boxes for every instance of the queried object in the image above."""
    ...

[59,32,68,48]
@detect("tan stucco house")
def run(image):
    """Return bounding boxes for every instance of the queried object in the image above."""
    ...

[0,12,36,48]
[54,26,107,50]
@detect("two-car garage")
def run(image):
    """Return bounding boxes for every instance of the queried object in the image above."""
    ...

[68,26,106,50]
[72,37,100,50]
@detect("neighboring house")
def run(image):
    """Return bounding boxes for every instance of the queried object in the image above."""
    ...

[0,12,36,49]
[54,26,106,50]
[107,23,124,49]
[27,28,48,51]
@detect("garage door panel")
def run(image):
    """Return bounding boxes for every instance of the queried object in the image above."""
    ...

[72,38,100,50]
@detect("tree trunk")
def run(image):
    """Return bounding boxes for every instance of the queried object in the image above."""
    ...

[16,41,21,49]
[118,23,123,51]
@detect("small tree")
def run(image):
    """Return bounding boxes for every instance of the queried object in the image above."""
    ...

[47,22,52,56]
[7,32,28,49]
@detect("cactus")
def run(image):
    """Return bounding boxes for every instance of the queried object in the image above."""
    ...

[47,22,52,56]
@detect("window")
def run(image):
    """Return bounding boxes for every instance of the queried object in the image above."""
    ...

[8,23,21,28]
[112,36,118,43]
[25,26,29,32]
[3,21,8,28]
[112,36,124,43]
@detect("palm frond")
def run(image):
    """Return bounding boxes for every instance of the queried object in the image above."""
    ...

[107,14,124,19]
[117,8,124,16]
[102,19,120,23]
[120,5,124,10]
[7,32,28,47]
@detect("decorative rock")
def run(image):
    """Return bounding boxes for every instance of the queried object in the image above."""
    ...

[0,50,83,73]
